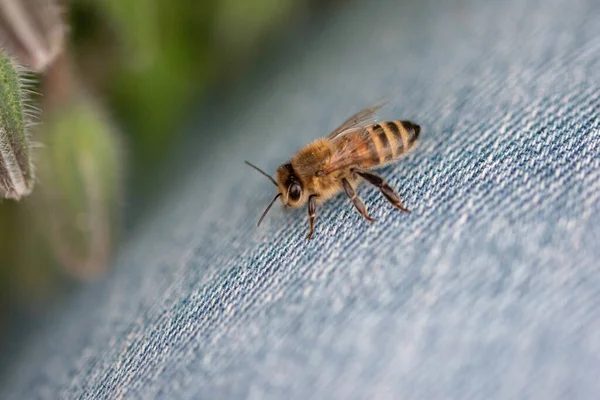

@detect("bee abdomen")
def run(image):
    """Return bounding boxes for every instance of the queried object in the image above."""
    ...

[366,121,420,164]
[364,120,421,165]
[400,121,421,146]
[385,120,420,156]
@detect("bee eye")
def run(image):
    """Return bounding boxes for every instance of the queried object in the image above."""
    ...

[289,183,302,201]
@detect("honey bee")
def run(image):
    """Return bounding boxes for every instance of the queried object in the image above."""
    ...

[245,104,420,239]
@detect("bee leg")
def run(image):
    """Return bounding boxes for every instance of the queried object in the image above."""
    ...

[307,194,318,239]
[352,169,411,213]
[342,178,375,222]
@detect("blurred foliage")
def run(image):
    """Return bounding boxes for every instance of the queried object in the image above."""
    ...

[0,0,341,323]
[0,0,65,72]
[34,84,123,281]
[68,0,304,189]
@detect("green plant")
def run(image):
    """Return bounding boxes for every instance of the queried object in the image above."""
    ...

[0,50,35,200]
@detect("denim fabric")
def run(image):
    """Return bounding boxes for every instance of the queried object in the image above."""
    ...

[2,0,600,398]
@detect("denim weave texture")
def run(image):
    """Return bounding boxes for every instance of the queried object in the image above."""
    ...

[1,0,600,398]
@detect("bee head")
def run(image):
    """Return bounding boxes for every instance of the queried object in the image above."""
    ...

[276,163,304,207]
[244,160,305,227]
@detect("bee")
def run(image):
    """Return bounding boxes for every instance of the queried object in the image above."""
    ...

[245,104,420,239]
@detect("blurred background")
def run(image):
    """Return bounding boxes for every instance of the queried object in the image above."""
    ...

[0,0,341,338]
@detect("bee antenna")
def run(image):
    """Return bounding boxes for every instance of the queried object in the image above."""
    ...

[245,160,278,187]
[257,193,281,227]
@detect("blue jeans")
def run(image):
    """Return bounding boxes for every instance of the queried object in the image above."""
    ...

[2,0,599,398]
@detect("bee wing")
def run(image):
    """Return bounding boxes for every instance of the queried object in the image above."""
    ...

[326,103,386,140]
[319,127,373,176]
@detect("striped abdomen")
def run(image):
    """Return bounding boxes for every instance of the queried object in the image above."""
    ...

[365,121,420,165]
[323,120,420,174]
